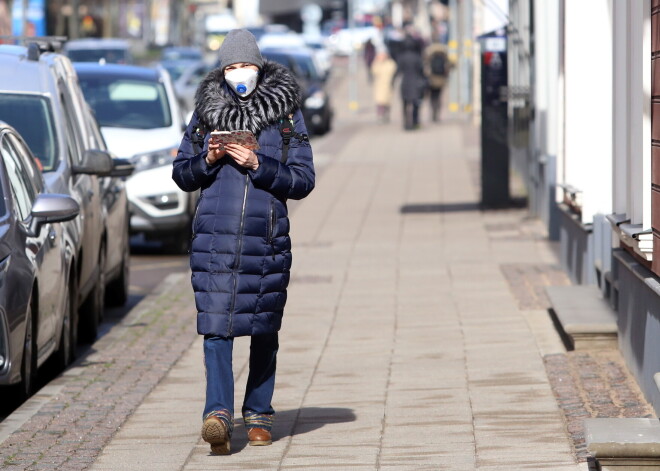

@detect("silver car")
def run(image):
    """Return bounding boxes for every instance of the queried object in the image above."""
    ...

[0,122,80,398]
[0,43,132,344]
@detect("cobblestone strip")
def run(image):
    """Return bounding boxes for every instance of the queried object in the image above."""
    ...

[0,273,197,471]
[544,351,656,462]
[501,259,657,463]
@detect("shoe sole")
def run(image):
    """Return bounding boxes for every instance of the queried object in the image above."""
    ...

[202,420,230,455]
[249,439,272,446]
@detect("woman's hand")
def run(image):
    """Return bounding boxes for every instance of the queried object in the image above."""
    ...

[224,143,259,171]
[206,135,226,165]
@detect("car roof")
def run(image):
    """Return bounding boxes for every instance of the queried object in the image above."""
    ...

[0,46,63,94]
[261,47,315,59]
[64,38,130,50]
[73,62,162,81]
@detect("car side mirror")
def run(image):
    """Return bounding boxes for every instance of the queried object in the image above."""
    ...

[110,158,135,178]
[73,149,114,176]
[28,194,80,236]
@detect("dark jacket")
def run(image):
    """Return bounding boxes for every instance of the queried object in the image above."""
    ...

[172,61,315,338]
[396,49,427,102]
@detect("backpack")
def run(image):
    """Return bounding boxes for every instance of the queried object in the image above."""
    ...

[430,52,446,76]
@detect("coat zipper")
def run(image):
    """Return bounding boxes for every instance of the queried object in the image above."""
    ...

[268,199,276,260]
[228,173,249,336]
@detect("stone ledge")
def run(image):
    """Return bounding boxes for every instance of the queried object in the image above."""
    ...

[585,418,660,470]
[546,285,618,350]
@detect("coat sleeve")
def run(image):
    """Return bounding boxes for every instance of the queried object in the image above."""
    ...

[172,111,222,192]
[248,109,315,201]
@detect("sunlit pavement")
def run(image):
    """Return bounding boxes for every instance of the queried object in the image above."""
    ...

[0,58,601,471]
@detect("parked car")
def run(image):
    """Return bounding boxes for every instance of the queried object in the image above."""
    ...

[166,60,213,118]
[0,122,80,398]
[160,46,204,63]
[261,48,334,135]
[63,38,132,64]
[74,62,197,253]
[0,43,133,344]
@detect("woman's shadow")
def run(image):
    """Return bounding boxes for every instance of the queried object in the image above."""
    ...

[228,407,357,453]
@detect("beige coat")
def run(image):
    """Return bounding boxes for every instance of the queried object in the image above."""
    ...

[424,43,451,89]
[371,57,397,106]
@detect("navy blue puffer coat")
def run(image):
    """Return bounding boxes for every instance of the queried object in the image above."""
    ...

[172,61,315,338]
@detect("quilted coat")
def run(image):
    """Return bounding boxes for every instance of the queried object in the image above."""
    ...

[172,60,315,338]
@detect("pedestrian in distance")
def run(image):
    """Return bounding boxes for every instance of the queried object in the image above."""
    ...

[424,40,452,122]
[370,48,397,123]
[394,33,427,130]
[171,28,315,455]
[363,38,376,83]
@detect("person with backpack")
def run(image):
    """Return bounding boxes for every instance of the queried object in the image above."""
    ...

[424,41,452,122]
[171,28,315,455]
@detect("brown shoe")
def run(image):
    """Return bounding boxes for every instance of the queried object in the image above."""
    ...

[247,427,272,446]
[201,416,230,455]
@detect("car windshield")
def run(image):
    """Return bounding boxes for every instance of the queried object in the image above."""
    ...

[161,62,188,81]
[292,55,320,81]
[77,76,173,129]
[67,48,129,64]
[162,49,202,62]
[0,94,58,171]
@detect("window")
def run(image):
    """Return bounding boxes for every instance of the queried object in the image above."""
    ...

[0,94,59,171]
[1,135,37,221]
[77,75,173,129]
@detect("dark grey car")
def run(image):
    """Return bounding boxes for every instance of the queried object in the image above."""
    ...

[0,122,80,398]
[0,43,133,344]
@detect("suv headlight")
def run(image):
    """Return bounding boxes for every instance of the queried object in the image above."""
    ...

[305,91,327,110]
[132,146,178,173]
[140,192,179,211]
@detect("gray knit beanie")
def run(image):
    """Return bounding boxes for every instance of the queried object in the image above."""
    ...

[218,29,264,70]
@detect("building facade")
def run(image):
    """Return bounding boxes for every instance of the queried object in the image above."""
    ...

[510,0,660,413]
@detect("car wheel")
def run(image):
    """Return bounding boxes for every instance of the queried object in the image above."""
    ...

[56,271,77,368]
[106,230,130,307]
[20,296,38,400]
[79,245,106,344]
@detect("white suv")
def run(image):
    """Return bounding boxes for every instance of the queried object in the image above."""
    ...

[74,62,196,253]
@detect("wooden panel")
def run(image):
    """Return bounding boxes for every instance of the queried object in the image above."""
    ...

[653,146,660,186]
[655,12,660,53]
[653,103,660,141]
[653,233,660,274]
[654,188,660,226]
[654,59,660,96]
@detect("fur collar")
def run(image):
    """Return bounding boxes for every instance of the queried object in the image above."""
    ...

[194,60,302,134]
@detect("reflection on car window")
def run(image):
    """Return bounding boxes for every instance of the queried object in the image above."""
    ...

[1,135,37,221]
[78,77,173,129]
[66,49,129,64]
[0,94,59,172]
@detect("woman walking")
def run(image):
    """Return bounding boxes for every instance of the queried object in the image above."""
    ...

[172,29,315,455]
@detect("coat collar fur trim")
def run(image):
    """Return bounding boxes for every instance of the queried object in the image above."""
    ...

[194,60,302,135]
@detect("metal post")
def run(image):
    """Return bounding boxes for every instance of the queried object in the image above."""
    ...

[448,0,460,117]
[460,0,473,114]
[68,0,79,39]
[22,0,28,36]
[348,0,358,111]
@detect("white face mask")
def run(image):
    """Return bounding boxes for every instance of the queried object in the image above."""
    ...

[225,68,259,97]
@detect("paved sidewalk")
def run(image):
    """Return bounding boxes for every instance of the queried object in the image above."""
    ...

[4,60,649,470]
[90,119,582,469]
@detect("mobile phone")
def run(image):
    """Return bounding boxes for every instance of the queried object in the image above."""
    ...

[210,130,259,150]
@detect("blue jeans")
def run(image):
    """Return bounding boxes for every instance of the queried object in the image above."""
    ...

[203,333,278,433]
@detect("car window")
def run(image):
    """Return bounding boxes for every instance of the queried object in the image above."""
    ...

[292,56,320,81]
[1,134,37,221]
[58,81,85,165]
[66,48,129,64]
[78,76,173,130]
[187,65,210,87]
[0,94,59,171]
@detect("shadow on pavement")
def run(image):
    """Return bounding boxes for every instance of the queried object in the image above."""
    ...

[400,197,528,214]
[227,407,357,453]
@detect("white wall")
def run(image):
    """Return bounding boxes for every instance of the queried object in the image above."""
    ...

[563,0,613,223]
